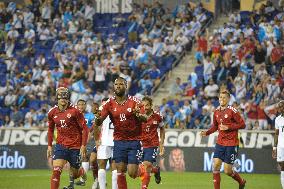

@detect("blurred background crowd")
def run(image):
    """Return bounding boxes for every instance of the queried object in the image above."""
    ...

[0,0,283,131]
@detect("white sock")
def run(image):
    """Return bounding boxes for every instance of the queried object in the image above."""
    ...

[112,170,118,189]
[281,171,284,188]
[98,169,106,189]
[82,162,89,173]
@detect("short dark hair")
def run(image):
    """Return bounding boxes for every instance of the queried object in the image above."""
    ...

[219,90,230,97]
[77,99,86,104]
[142,96,153,105]
[102,98,109,102]
[115,76,127,86]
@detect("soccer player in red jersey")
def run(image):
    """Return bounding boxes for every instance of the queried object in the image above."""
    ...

[201,90,246,189]
[47,87,89,189]
[139,96,165,189]
[94,77,147,189]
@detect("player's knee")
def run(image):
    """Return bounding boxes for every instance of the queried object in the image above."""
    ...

[213,164,221,171]
[52,166,63,177]
[128,171,137,179]
[224,168,233,176]
[98,160,107,169]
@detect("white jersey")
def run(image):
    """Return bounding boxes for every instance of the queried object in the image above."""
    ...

[275,114,284,148]
[100,116,114,146]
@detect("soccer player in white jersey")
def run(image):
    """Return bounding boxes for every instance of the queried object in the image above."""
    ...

[273,100,284,188]
[94,98,117,189]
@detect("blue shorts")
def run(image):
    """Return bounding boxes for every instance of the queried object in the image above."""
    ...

[213,144,239,164]
[87,140,96,155]
[53,144,81,169]
[113,140,142,164]
[92,146,97,153]
[142,147,158,163]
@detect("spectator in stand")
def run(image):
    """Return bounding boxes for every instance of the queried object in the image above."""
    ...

[138,74,153,95]
[203,55,215,84]
[24,108,37,128]
[266,77,281,103]
[254,43,266,64]
[170,77,183,96]
[257,100,268,130]
[245,101,258,129]
[199,108,211,129]
[204,79,219,100]
[184,82,195,97]
[9,107,24,127]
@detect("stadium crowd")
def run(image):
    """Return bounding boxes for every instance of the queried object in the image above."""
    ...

[0,1,213,128]
[161,1,284,130]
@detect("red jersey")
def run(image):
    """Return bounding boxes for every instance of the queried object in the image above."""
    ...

[100,96,142,141]
[206,105,245,146]
[211,42,222,54]
[141,111,164,148]
[47,104,89,149]
[271,47,283,63]
[257,106,266,120]
[197,38,208,53]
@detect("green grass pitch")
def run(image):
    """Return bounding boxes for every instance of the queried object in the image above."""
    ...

[0,170,281,189]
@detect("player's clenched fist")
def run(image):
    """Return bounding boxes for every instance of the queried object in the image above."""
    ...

[47,146,52,159]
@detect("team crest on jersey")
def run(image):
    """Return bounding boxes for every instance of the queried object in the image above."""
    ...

[127,108,132,112]
[153,121,158,124]
[67,113,71,118]
[53,116,58,119]
[224,114,228,118]
[114,108,117,112]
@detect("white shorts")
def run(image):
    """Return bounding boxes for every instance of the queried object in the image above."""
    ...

[97,145,113,160]
[277,147,284,162]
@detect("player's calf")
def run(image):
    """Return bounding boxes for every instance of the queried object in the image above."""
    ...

[51,166,63,189]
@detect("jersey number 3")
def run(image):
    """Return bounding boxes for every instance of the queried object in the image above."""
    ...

[119,113,126,121]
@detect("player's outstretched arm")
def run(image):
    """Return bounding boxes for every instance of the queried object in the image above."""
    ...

[203,111,218,136]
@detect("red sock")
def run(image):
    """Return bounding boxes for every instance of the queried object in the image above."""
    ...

[151,166,158,174]
[231,171,244,184]
[50,166,62,189]
[91,162,98,180]
[117,172,127,189]
[141,172,151,189]
[213,171,221,189]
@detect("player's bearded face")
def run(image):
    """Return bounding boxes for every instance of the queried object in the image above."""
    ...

[114,80,126,97]
[219,94,229,107]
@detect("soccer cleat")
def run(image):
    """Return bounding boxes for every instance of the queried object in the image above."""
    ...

[239,179,246,189]
[81,169,87,182]
[75,180,86,186]
[154,166,161,184]
[62,185,74,189]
